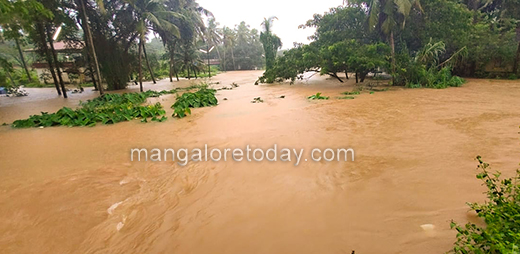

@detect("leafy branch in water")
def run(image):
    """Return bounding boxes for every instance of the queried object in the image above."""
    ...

[450,156,520,253]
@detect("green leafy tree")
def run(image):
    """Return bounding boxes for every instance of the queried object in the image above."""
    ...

[260,16,282,71]
[360,0,423,83]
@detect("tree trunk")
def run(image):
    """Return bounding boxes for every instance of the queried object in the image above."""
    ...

[37,23,60,95]
[330,73,344,82]
[85,51,98,90]
[513,25,520,74]
[231,49,236,70]
[222,48,227,71]
[79,0,103,95]
[194,67,198,79]
[169,61,173,82]
[172,51,179,81]
[215,46,222,71]
[360,72,367,83]
[15,38,32,82]
[207,45,211,78]
[138,38,143,92]
[169,50,173,82]
[390,30,396,85]
[188,62,191,80]
[514,41,520,75]
[46,25,67,98]
[142,43,156,84]
[5,69,16,87]
[89,66,98,90]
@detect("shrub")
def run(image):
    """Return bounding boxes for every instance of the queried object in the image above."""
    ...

[308,92,329,100]
[171,87,218,118]
[12,92,167,128]
[450,156,520,253]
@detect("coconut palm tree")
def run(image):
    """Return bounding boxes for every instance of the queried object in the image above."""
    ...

[260,16,282,71]
[365,0,423,83]
[205,17,222,69]
[125,0,180,91]
[222,26,236,70]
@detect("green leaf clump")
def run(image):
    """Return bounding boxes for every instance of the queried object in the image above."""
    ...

[308,92,329,100]
[450,156,520,253]
[171,87,218,118]
[12,92,167,128]
[10,84,210,128]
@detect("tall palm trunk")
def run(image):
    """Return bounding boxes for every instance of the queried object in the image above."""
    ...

[138,38,144,92]
[46,25,67,98]
[207,45,211,78]
[222,47,227,71]
[187,61,190,80]
[78,0,103,95]
[513,25,520,75]
[168,48,173,82]
[169,60,173,82]
[142,43,156,84]
[36,23,60,95]
[390,30,396,85]
[514,41,520,75]
[15,38,32,82]
[215,46,222,71]
[231,48,236,70]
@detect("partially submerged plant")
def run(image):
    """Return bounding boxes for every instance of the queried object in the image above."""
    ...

[450,156,520,253]
[171,87,218,118]
[308,92,329,100]
[251,97,264,103]
[11,84,210,128]
[342,91,360,95]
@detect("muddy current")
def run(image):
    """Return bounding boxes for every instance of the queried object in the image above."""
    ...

[0,71,519,253]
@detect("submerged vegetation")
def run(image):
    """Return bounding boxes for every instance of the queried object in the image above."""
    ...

[171,87,218,118]
[450,156,520,253]
[11,84,217,128]
[308,92,329,100]
[12,93,167,128]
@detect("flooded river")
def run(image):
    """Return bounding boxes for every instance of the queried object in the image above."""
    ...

[0,71,519,253]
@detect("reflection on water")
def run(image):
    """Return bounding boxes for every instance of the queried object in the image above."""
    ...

[0,71,519,253]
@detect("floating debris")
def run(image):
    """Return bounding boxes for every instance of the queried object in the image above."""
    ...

[251,97,264,103]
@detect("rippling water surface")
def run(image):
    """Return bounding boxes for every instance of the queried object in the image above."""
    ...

[1,71,519,253]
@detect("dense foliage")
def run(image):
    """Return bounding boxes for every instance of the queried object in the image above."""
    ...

[11,85,215,127]
[450,156,520,253]
[260,0,520,86]
[12,92,167,128]
[171,87,218,118]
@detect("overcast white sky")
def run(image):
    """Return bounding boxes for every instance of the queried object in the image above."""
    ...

[197,0,345,49]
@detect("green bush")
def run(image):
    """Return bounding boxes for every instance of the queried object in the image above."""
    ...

[171,87,218,118]
[450,156,520,253]
[308,92,329,100]
[12,92,167,128]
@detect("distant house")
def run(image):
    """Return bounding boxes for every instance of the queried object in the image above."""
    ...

[27,42,90,84]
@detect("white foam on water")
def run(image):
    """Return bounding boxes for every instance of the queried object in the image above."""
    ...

[107,201,123,215]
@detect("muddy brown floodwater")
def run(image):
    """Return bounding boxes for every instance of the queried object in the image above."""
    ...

[0,70,519,253]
